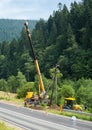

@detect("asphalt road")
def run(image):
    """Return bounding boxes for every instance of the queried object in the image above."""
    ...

[0,102,92,130]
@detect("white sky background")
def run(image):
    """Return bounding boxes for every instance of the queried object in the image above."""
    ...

[0,0,81,20]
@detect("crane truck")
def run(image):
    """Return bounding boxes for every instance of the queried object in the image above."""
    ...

[24,21,48,107]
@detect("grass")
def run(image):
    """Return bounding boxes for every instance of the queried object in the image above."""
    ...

[48,108,92,121]
[0,91,24,106]
[61,111,92,121]
[0,122,15,130]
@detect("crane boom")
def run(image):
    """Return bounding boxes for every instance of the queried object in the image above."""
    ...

[24,21,45,98]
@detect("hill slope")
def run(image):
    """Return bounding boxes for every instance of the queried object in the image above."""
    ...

[0,19,37,42]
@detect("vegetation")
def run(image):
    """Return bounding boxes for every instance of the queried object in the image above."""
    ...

[48,109,92,121]
[0,122,16,130]
[0,91,24,106]
[0,0,92,112]
[0,19,37,42]
[60,111,92,121]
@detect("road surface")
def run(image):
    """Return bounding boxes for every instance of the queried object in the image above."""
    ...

[0,102,92,130]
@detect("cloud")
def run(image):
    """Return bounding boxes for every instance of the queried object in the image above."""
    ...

[0,0,82,20]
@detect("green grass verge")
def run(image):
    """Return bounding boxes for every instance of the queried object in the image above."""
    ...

[61,111,92,121]
[0,122,15,130]
[48,108,92,121]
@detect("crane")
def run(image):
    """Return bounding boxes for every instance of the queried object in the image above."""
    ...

[24,21,48,107]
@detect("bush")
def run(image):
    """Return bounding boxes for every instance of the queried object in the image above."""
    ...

[17,82,34,98]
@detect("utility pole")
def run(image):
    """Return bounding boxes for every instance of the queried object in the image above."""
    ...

[50,64,59,106]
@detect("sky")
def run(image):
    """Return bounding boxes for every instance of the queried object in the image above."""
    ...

[0,0,82,20]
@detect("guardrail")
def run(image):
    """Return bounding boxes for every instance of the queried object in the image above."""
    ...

[63,109,92,117]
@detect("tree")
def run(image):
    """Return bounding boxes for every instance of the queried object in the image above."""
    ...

[87,91,92,112]
[76,86,87,104]
[0,79,7,91]
[58,2,62,11]
[17,82,34,98]
[60,84,75,98]
[32,19,46,51]
[18,27,29,54]
[8,38,18,76]
[16,71,27,89]
[7,75,17,93]
[0,55,9,79]
[19,52,36,81]
[0,41,10,56]
[47,21,57,45]
[76,78,92,110]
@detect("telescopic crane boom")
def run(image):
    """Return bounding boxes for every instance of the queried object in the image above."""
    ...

[24,21,45,98]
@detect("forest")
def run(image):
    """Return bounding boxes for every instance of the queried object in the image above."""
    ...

[0,0,92,112]
[0,19,37,42]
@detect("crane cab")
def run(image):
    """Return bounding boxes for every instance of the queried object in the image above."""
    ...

[63,97,82,110]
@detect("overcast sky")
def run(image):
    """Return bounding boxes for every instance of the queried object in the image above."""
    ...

[0,0,81,20]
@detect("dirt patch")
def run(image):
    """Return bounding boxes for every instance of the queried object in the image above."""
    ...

[49,105,60,110]
[29,105,44,110]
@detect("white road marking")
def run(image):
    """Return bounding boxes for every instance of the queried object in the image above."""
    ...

[0,107,78,130]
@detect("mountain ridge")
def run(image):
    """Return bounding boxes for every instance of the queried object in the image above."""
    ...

[0,19,37,42]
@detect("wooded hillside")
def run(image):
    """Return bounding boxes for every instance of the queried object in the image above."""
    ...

[0,0,92,112]
[0,19,37,42]
[32,0,92,80]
